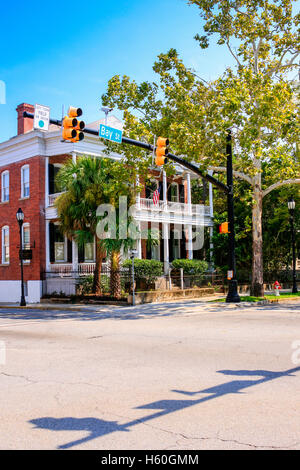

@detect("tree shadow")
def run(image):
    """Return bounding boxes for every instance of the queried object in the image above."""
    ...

[29,366,300,449]
[1,299,300,322]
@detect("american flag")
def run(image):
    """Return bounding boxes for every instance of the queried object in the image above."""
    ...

[153,186,160,205]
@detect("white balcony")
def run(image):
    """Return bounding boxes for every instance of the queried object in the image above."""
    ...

[46,193,213,226]
[134,198,212,226]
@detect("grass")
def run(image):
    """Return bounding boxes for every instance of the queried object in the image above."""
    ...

[212,292,300,302]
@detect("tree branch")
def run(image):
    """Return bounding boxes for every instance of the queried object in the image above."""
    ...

[262,179,300,198]
[226,41,243,69]
[209,166,254,185]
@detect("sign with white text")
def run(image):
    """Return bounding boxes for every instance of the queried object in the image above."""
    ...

[34,104,50,131]
[99,124,123,144]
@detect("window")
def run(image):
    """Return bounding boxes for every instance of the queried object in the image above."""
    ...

[84,242,95,262]
[22,224,30,249]
[21,165,29,198]
[168,183,179,202]
[2,226,9,264]
[53,224,66,262]
[1,171,9,202]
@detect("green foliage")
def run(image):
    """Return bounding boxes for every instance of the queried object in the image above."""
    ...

[122,259,163,281]
[76,274,115,295]
[76,275,94,295]
[171,259,208,274]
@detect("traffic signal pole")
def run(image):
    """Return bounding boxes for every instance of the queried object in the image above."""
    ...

[225,130,240,302]
[23,111,240,302]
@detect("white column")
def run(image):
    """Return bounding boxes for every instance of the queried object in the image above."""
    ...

[45,157,49,208]
[163,170,167,208]
[45,220,50,272]
[136,174,140,209]
[186,172,192,214]
[72,239,78,274]
[163,222,169,274]
[136,221,142,259]
[186,173,193,259]
[72,152,77,164]
[187,225,193,259]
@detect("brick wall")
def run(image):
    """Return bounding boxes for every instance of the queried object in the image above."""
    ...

[0,155,46,281]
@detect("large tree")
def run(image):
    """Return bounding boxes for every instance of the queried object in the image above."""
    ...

[102,0,299,295]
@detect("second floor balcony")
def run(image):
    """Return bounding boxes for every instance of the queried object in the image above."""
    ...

[46,193,213,226]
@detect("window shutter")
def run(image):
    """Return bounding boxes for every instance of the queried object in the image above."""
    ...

[49,223,55,263]
[67,239,72,263]
[48,164,55,195]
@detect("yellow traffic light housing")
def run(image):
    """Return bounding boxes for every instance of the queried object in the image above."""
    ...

[62,107,85,142]
[219,222,229,234]
[155,137,169,166]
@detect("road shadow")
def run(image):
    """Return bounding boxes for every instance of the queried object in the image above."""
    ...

[29,366,300,449]
[1,300,300,323]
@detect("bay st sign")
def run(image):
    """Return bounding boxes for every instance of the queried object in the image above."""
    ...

[99,124,123,144]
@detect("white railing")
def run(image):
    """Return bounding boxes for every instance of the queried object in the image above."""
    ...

[48,192,65,207]
[49,263,96,276]
[78,263,96,274]
[137,198,210,215]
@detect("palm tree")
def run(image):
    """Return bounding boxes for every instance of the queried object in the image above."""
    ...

[55,157,111,294]
[55,156,138,298]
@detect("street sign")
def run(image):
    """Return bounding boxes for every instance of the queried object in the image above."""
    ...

[19,249,32,260]
[227,270,233,280]
[34,104,50,131]
[99,124,123,144]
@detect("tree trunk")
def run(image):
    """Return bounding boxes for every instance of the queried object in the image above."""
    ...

[110,250,121,299]
[251,180,264,297]
[93,240,105,295]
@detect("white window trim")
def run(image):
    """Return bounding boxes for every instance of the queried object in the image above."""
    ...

[53,163,63,194]
[2,225,9,264]
[84,237,96,262]
[22,223,30,263]
[1,170,9,202]
[21,165,30,199]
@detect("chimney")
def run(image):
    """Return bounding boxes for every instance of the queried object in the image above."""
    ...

[16,103,34,135]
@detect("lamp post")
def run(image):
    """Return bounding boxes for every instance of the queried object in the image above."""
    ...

[130,249,138,306]
[16,208,26,306]
[288,198,298,294]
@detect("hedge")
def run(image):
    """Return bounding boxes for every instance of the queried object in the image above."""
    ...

[171,259,208,275]
[122,259,163,281]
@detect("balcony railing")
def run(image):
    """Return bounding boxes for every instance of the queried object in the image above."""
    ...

[48,193,210,215]
[48,192,65,207]
[137,198,210,216]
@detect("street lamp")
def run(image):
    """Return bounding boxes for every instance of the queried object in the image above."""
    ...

[288,198,298,294]
[16,208,26,306]
[129,249,138,306]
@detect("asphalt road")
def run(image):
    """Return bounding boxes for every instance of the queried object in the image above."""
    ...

[0,300,299,450]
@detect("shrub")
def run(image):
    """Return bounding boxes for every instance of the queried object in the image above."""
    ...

[171,259,208,275]
[76,275,94,295]
[122,259,163,282]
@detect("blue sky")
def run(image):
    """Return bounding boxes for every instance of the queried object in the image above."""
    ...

[0,0,234,141]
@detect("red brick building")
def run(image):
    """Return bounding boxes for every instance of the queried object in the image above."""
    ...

[0,103,213,302]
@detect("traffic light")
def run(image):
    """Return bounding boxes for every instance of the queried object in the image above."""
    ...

[155,137,169,166]
[219,222,229,234]
[62,107,85,142]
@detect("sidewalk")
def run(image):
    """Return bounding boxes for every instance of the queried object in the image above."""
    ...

[0,293,224,311]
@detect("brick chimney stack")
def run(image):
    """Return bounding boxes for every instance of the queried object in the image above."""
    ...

[16,103,34,135]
